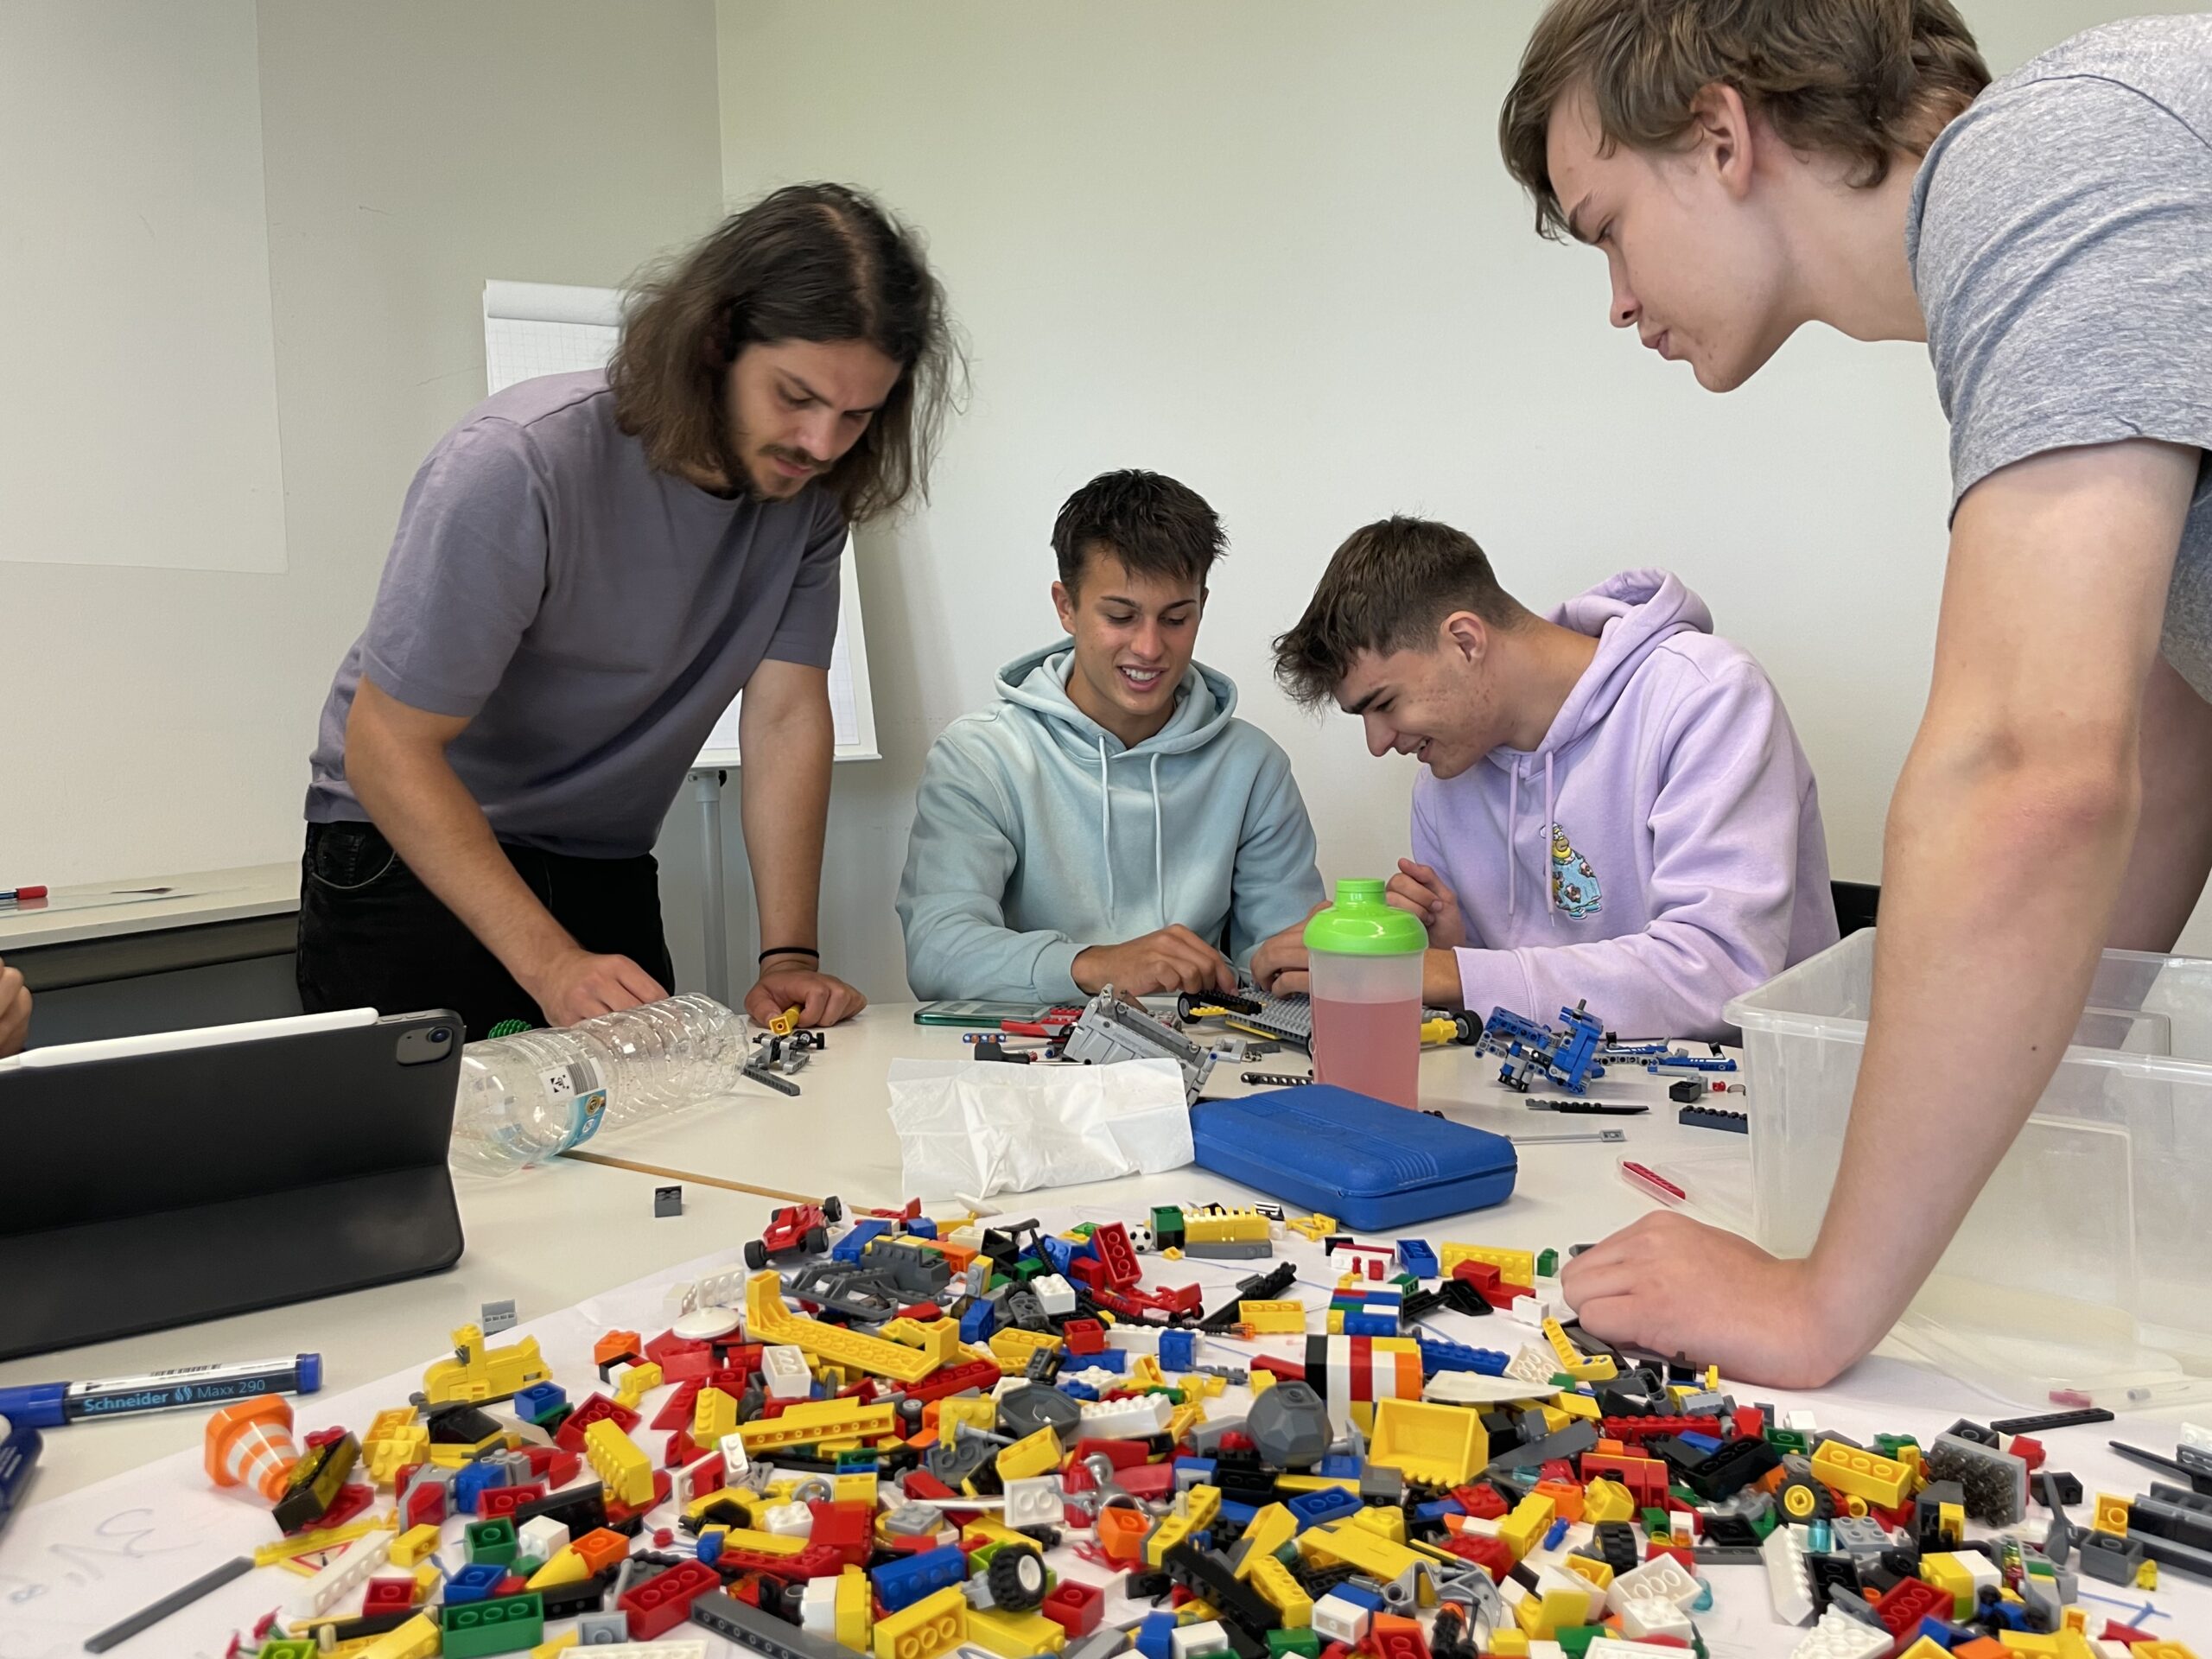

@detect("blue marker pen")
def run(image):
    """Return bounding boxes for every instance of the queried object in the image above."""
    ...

[0,1352,321,1429]
[0,1414,40,1535]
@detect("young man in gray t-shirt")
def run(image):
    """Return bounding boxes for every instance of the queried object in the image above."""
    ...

[1500,3,2212,1386]
[300,184,955,1039]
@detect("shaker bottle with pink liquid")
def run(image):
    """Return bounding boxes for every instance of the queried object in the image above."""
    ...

[1304,878,1427,1109]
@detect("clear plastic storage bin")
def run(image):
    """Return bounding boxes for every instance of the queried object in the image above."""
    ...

[1726,927,2212,1407]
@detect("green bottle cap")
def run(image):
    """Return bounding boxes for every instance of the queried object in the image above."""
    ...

[1302,878,1427,955]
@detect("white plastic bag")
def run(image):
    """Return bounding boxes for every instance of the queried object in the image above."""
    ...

[885,1057,1195,1199]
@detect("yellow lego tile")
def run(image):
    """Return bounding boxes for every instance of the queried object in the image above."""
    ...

[2094,1492,2132,1535]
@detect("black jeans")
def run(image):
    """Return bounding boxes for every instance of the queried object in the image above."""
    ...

[296,820,675,1040]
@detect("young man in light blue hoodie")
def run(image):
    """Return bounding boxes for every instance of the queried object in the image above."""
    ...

[898,471,1326,1001]
[1255,516,1835,1040]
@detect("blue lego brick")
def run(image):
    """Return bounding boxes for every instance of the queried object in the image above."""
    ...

[1286,1489,1363,1531]
[1041,1236,1075,1276]
[1395,1241,1440,1280]
[698,1533,723,1563]
[1084,1349,1128,1373]
[870,1543,968,1612]
[1174,1457,1217,1487]
[1219,1498,1258,1529]
[1341,1314,1399,1338]
[1060,1380,1098,1402]
[1157,1330,1196,1372]
[1318,1455,1362,1479]
[1332,1582,1386,1612]
[443,1561,507,1604]
[1676,1431,1722,1454]
[834,1220,893,1263]
[1415,1335,1510,1376]
[511,1382,566,1423]
[906,1218,939,1239]
[452,1460,511,1516]
[1414,1499,1459,1522]
[959,1300,999,1343]
[1137,1611,1179,1659]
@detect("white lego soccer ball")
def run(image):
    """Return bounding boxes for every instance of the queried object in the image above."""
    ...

[1128,1224,1155,1253]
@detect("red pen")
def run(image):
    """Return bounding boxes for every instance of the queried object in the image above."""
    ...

[1619,1160,1688,1205]
[0,886,47,904]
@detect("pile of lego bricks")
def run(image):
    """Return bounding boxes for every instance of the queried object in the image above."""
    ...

[133,1199,2207,1659]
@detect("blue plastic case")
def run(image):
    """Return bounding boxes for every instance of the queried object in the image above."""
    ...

[1190,1084,1517,1229]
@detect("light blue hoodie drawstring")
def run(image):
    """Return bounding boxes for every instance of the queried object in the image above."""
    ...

[1150,754,1166,930]
[1096,738,1115,919]
[1506,765,1520,920]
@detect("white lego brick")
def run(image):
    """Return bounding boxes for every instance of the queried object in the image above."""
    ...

[1504,1343,1558,1386]
[1586,1642,1698,1659]
[565,1647,709,1659]
[1310,1592,1371,1645]
[287,1532,393,1618]
[801,1573,840,1634]
[761,1500,815,1536]
[1032,1273,1077,1316]
[1762,1522,1815,1625]
[665,1281,701,1319]
[1001,1474,1063,1528]
[717,1431,753,1483]
[672,1451,725,1509]
[1618,1599,1693,1641]
[1788,1607,1890,1659]
[692,1268,752,1311]
[762,1344,812,1400]
[1077,1393,1173,1438]
[1533,1562,1602,1614]
[518,1515,569,1561]
[2182,1421,2212,1453]
[1170,1620,1230,1658]
[1960,1549,2001,1602]
[1783,1408,1821,1434]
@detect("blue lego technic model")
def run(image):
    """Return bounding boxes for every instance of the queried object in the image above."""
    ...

[1473,1000,1608,1096]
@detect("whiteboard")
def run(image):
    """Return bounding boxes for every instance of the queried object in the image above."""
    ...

[483,279,880,765]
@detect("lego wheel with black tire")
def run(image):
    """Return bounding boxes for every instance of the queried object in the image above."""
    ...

[988,1547,1046,1611]
[1777,1472,1834,1523]
[823,1195,843,1222]
[744,1239,767,1270]
[804,1225,828,1254]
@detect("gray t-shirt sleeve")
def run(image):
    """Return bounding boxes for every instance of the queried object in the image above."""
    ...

[1912,73,2212,516]
[761,496,846,669]
[356,417,549,719]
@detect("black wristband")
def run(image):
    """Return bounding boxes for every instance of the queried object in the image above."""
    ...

[759,945,820,963]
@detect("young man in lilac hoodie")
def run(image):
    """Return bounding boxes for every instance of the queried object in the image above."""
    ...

[1254,516,1835,1040]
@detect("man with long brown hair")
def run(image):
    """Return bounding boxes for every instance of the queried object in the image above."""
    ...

[1502,2,2212,1385]
[299,183,956,1039]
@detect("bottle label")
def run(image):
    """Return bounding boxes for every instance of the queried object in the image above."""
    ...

[539,1059,609,1151]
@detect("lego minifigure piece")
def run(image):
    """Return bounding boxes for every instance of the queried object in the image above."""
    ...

[653,1185,683,1218]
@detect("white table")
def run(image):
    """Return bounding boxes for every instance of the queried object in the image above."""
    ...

[0,863,297,951]
[6,1005,2203,1641]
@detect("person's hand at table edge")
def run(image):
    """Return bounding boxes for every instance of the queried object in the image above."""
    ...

[747,956,867,1028]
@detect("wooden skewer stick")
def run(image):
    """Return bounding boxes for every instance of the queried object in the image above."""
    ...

[560,1147,821,1205]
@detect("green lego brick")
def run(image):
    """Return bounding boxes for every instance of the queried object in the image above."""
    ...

[441,1592,545,1657]
[1766,1428,1810,1455]
[256,1643,319,1659]
[1268,1630,1322,1658]
[1554,1630,1604,1659]
[1640,1507,1671,1535]
[1536,1248,1560,1278]
[465,1516,518,1566]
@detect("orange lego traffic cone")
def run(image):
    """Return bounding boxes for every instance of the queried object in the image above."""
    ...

[205,1395,300,1502]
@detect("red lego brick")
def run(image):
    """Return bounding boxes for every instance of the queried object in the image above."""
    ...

[1600,1416,1721,1446]
[808,1501,874,1564]
[404,1480,446,1529]
[1116,1464,1175,1502]
[1091,1224,1142,1288]
[645,1330,717,1379]
[1451,1261,1499,1294]
[1451,1484,1510,1521]
[604,1471,674,1528]
[2006,1434,2046,1472]
[1154,1283,1204,1316]
[363,1578,415,1614]
[1069,1438,1151,1471]
[293,1483,375,1534]
[721,1541,845,1580]
[1250,1355,1306,1383]
[1441,1534,1515,1581]
[477,1483,548,1520]
[899,1358,1003,1405]
[621,1557,721,1639]
[1536,1459,1576,1485]
[1874,1578,1949,1637]
[1643,1542,1694,1572]
[1732,1406,1765,1441]
[1069,1255,1106,1291]
[1063,1319,1107,1357]
[556,1393,641,1453]
[1362,1616,1429,1659]
[1041,1579,1104,1637]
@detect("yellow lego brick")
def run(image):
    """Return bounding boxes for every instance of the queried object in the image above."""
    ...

[1177,1599,1221,1623]
[1183,1207,1270,1243]
[1198,1374,1226,1398]
[390,1522,441,1568]
[1560,1555,1613,1598]
[696,1385,741,1442]
[1240,1300,1307,1333]
[884,1315,964,1369]
[1553,1391,1599,1421]
[1325,1312,1347,1335]
[1236,1503,1298,1574]
[836,1564,874,1651]
[1286,1213,1339,1242]
[1487,1632,1529,1659]
[1996,1635,2062,1656]
[1813,1439,1913,1509]
[965,1605,1068,1656]
[1298,1516,1428,1586]
[835,1472,880,1506]
[1249,1553,1313,1625]
[359,1615,441,1659]
[1936,1501,1965,1546]
[747,1272,938,1382]
[2126,1643,2199,1659]
[989,1327,1064,1371]
[737,1396,899,1453]
[1921,1552,1975,1619]
[1273,1474,1360,1494]
[531,1635,581,1659]
[582,1418,656,1509]
[1895,1642,1950,1659]
[613,1359,664,1407]
[1183,1484,1222,1534]
[254,1515,393,1567]
[1250,1369,1276,1395]
[938,1397,998,1436]
[1514,1586,1592,1639]
[715,1527,810,1557]
[1351,1504,1408,1544]
[1168,1404,1203,1444]
[1498,1494,1554,1561]
[1129,1357,1165,1389]
[1439,1243,1535,1284]
[1539,1318,1616,1384]
[1369,1398,1489,1486]
[1146,1508,1204,1567]
[995,1425,1063,1481]
[1582,1478,1634,1525]
[423,1324,551,1403]
[2094,1492,2132,1535]
[873,1586,969,1659]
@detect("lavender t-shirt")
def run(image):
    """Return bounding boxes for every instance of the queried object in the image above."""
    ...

[305,371,844,857]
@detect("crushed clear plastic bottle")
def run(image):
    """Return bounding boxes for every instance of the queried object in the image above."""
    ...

[449,991,752,1176]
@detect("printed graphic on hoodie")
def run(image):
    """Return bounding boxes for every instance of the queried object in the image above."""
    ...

[1548,823,1602,918]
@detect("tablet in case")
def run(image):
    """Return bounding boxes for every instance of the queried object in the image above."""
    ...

[1190,1084,1517,1229]
[0,1008,466,1361]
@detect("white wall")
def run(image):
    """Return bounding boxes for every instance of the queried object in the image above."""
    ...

[689,0,2212,1002]
[2,1,723,885]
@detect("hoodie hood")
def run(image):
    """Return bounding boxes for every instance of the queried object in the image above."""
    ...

[1483,569,1715,919]
[995,641,1236,758]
